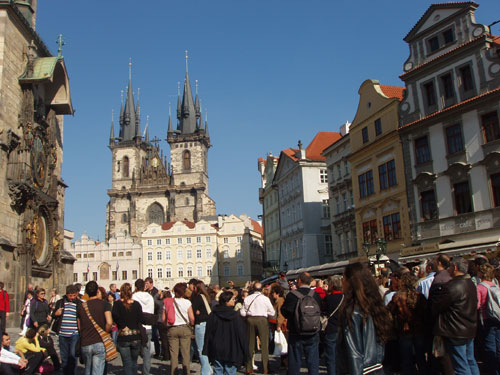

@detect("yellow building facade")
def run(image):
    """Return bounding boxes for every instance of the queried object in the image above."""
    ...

[349,80,411,259]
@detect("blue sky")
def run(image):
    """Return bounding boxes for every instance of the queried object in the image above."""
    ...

[34,1,500,241]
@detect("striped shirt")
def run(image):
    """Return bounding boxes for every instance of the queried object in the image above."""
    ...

[59,301,78,337]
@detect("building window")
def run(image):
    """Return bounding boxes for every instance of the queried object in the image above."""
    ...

[186,249,192,259]
[186,237,191,244]
[223,237,228,244]
[122,271,127,280]
[147,252,152,261]
[237,264,244,276]
[358,170,374,198]
[73,273,78,282]
[207,265,212,276]
[177,249,183,260]
[237,236,242,243]
[442,28,454,44]
[123,156,129,178]
[446,124,464,154]
[206,236,211,243]
[196,249,202,258]
[156,252,162,261]
[197,236,202,243]
[421,190,438,220]
[379,160,397,190]
[156,239,161,245]
[423,81,436,108]
[183,150,191,170]
[112,271,117,280]
[223,249,229,258]
[187,267,193,277]
[343,194,348,211]
[224,265,230,277]
[322,199,330,218]
[178,267,184,278]
[362,127,369,143]
[415,136,431,164]
[440,73,455,102]
[147,240,152,246]
[236,248,242,258]
[325,234,332,255]
[320,169,328,183]
[482,111,500,143]
[132,270,138,279]
[374,118,382,136]
[460,65,474,92]
[165,238,170,245]
[147,269,153,278]
[83,273,88,282]
[166,267,171,278]
[177,238,182,244]
[362,219,378,244]
[147,202,164,225]
[492,173,500,207]
[121,213,127,223]
[165,250,171,260]
[454,181,473,214]
[126,251,132,256]
[383,213,401,241]
[157,268,163,279]
[427,36,439,52]
[206,248,212,258]
[345,162,349,176]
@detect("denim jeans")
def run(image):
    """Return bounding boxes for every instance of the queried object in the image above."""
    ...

[213,360,237,375]
[287,333,319,375]
[399,335,427,375]
[323,331,337,375]
[59,333,80,375]
[195,322,211,375]
[479,319,500,375]
[81,342,106,375]
[139,329,152,375]
[444,338,479,375]
[117,340,141,375]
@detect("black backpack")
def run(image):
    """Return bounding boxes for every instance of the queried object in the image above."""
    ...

[291,289,321,335]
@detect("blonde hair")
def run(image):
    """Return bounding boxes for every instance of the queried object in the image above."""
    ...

[37,324,50,336]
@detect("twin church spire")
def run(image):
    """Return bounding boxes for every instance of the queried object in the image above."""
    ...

[110,53,209,146]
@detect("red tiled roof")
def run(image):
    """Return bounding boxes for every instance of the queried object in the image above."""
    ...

[250,219,263,235]
[161,220,195,230]
[258,157,265,163]
[399,87,500,130]
[380,85,405,101]
[282,148,299,162]
[306,132,341,161]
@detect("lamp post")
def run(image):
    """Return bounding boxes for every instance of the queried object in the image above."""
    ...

[362,241,371,259]
[374,237,387,272]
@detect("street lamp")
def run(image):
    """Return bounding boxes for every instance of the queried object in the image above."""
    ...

[362,241,371,258]
[374,237,387,271]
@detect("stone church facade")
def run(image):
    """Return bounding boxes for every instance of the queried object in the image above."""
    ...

[0,1,74,322]
[106,60,216,242]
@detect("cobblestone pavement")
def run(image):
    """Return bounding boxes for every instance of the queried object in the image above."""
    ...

[7,327,328,374]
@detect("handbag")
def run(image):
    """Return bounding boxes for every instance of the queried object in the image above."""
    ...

[82,302,118,362]
[320,294,344,332]
[201,294,211,314]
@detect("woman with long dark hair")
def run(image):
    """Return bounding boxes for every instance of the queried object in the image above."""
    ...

[388,272,427,374]
[112,283,143,375]
[191,281,212,375]
[338,262,392,375]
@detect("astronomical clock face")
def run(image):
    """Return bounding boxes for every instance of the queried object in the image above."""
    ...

[33,214,50,266]
[31,136,47,188]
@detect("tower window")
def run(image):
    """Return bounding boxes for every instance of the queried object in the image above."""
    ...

[147,202,164,225]
[121,214,127,223]
[183,150,191,170]
[123,156,129,178]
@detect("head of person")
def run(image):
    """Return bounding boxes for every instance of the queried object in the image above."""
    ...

[1,332,10,348]
[478,263,494,281]
[436,254,451,271]
[327,275,343,293]
[0,282,4,290]
[213,284,220,292]
[144,277,154,291]
[27,284,33,291]
[107,292,115,304]
[188,279,198,291]
[85,281,98,298]
[26,291,33,300]
[340,262,391,344]
[25,329,36,342]
[279,271,286,279]
[36,288,46,300]
[97,286,107,300]
[65,284,79,302]
[389,268,407,291]
[135,279,145,292]
[50,288,57,297]
[173,283,187,299]
[37,324,50,337]
[271,285,284,300]
[194,280,211,302]
[109,283,117,293]
[297,272,313,288]
[219,291,235,307]
[474,256,488,274]
[425,259,437,274]
[120,283,133,302]
[75,283,82,294]
[448,256,469,277]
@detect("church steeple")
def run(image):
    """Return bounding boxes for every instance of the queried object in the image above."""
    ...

[167,103,174,135]
[177,51,197,134]
[119,59,139,142]
[109,109,115,146]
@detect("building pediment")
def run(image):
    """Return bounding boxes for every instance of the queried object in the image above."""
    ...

[413,172,437,190]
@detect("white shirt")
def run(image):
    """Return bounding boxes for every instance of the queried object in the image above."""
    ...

[172,298,192,326]
[240,292,275,318]
[132,291,154,329]
[0,348,21,365]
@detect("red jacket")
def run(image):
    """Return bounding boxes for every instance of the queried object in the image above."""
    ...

[0,290,9,312]
[314,287,327,300]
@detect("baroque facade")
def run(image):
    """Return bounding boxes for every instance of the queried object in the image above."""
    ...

[0,1,74,323]
[106,60,215,242]
[398,3,500,261]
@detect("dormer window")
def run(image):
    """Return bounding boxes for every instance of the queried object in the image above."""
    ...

[442,29,454,45]
[428,36,439,52]
[426,27,455,55]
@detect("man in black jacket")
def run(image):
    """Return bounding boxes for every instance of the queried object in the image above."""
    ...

[281,272,322,375]
[432,256,479,375]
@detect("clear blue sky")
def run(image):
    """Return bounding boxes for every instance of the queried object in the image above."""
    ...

[34,1,500,241]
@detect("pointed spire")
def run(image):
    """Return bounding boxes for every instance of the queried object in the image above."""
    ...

[144,115,150,143]
[109,109,115,141]
[178,51,197,134]
[135,88,141,139]
[168,102,174,134]
[121,58,138,141]
[204,110,209,138]
[195,80,201,118]
[176,81,181,121]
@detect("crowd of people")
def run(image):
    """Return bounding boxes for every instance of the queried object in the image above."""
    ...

[0,253,499,375]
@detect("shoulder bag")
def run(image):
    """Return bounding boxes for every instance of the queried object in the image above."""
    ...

[200,294,211,315]
[173,298,194,334]
[320,294,344,332]
[82,301,118,362]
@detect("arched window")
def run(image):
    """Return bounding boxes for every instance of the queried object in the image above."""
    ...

[183,150,191,170]
[147,202,164,225]
[123,156,129,178]
[99,263,110,280]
